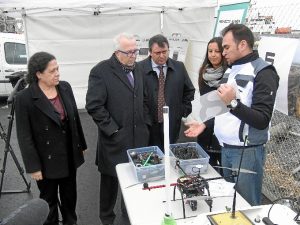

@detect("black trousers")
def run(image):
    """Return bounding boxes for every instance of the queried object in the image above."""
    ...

[37,171,77,225]
[149,122,179,152]
[99,173,127,225]
[149,122,164,151]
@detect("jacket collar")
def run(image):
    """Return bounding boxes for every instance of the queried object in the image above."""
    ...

[229,51,259,68]
[30,82,62,126]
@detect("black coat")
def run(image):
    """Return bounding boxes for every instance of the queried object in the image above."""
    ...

[138,57,195,143]
[85,55,151,176]
[15,81,86,179]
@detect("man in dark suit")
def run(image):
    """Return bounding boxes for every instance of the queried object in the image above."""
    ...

[85,33,151,225]
[138,34,195,151]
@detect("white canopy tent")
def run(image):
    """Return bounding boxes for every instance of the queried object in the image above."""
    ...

[0,0,218,108]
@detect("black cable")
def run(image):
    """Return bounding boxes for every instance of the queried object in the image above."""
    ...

[173,184,177,201]
[231,136,247,218]
[294,212,299,222]
[267,197,299,222]
[175,160,187,176]
[267,203,275,219]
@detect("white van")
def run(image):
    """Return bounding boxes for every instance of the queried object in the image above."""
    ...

[0,33,27,96]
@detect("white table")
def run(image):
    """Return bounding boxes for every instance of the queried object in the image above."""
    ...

[116,163,251,225]
[194,204,298,225]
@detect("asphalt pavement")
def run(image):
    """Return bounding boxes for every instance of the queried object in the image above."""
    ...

[0,98,132,225]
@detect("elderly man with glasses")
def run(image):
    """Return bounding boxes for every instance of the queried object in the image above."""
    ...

[86,33,151,225]
[138,34,195,151]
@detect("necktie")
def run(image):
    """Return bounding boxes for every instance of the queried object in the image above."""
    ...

[157,66,165,123]
[126,72,134,88]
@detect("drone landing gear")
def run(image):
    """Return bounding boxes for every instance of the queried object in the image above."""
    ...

[186,200,197,211]
[172,183,212,219]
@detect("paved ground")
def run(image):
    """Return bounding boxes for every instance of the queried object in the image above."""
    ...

[0,98,131,225]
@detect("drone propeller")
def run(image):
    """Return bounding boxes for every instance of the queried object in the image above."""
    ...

[213,166,257,174]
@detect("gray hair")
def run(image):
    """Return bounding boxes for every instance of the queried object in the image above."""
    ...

[113,33,136,51]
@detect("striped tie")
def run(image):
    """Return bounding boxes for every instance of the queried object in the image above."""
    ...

[157,66,165,123]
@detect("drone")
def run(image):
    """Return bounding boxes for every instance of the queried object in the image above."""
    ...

[173,160,221,218]
[142,159,257,219]
[174,161,258,218]
[143,160,232,218]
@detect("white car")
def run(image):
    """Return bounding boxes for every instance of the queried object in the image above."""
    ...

[0,32,27,96]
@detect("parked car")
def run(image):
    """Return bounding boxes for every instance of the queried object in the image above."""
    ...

[0,32,27,96]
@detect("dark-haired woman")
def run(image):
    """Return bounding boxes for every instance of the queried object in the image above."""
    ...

[185,37,226,174]
[199,37,226,174]
[15,51,87,225]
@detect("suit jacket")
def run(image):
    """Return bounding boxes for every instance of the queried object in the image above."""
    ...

[138,56,195,143]
[85,55,151,176]
[15,81,86,179]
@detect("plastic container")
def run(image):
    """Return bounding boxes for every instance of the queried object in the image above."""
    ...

[169,142,210,175]
[127,146,165,182]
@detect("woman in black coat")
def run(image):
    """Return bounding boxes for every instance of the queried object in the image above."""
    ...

[15,52,87,225]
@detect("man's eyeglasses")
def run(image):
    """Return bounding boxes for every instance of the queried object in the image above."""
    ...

[118,49,139,57]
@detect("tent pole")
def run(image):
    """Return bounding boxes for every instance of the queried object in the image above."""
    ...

[160,9,164,33]
[22,9,30,59]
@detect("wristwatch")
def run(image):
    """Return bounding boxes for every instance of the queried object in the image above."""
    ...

[227,99,239,109]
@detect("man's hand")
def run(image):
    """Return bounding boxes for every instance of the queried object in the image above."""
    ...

[30,171,43,181]
[184,121,206,137]
[217,83,236,105]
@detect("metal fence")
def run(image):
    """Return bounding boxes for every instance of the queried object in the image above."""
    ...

[246,0,300,202]
[264,110,300,201]
[246,0,300,35]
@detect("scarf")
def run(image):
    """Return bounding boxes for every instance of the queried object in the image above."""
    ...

[202,66,224,88]
[113,53,135,73]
